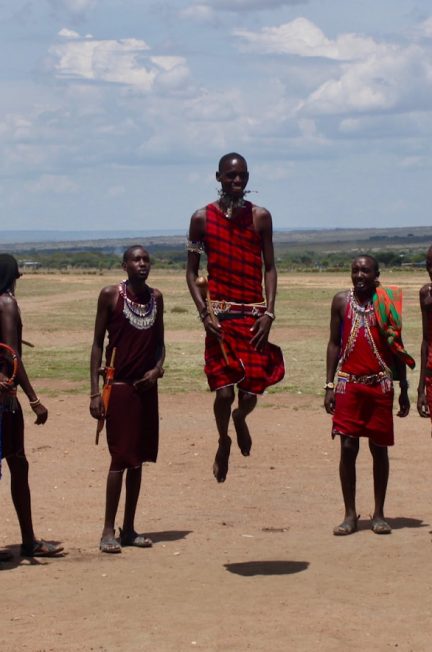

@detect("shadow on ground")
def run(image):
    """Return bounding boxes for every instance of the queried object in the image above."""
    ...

[356,517,428,531]
[224,560,309,577]
[146,529,192,543]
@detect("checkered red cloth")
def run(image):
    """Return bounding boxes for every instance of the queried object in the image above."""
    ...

[205,315,285,394]
[203,202,284,393]
[205,202,264,303]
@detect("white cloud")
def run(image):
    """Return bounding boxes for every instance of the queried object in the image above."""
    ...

[50,31,190,92]
[300,44,432,115]
[179,4,216,23]
[234,17,385,60]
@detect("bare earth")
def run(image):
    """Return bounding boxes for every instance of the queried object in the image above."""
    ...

[1,391,432,651]
[1,270,432,651]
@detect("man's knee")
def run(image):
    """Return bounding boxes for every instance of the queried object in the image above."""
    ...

[238,390,257,408]
[215,386,235,406]
[369,441,388,460]
[340,436,359,459]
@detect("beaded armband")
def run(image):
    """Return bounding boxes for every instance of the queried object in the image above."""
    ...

[186,239,205,255]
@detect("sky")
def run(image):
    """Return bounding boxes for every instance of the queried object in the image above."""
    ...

[1,0,432,233]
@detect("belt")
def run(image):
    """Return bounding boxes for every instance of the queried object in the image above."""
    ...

[210,300,266,317]
[337,370,392,386]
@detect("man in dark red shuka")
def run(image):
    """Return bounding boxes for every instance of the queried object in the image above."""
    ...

[186,153,285,483]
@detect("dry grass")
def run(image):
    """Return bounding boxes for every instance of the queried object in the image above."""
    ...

[16,269,425,399]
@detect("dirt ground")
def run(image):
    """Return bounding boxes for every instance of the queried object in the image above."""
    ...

[1,390,432,652]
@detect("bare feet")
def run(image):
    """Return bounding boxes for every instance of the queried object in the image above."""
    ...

[333,516,358,536]
[232,409,252,456]
[213,437,231,483]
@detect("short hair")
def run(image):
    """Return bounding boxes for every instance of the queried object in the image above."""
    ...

[218,152,247,172]
[353,254,380,275]
[122,245,148,264]
[0,254,21,294]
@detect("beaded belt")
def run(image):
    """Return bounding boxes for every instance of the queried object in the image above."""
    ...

[210,300,266,317]
[337,370,392,386]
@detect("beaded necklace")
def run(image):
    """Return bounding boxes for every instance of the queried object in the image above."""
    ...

[119,280,157,330]
[338,289,391,375]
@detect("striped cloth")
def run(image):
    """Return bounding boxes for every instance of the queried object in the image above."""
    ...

[372,285,415,369]
[203,202,285,394]
[205,202,264,303]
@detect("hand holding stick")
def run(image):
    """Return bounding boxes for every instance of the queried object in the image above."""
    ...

[196,276,229,366]
[95,347,117,445]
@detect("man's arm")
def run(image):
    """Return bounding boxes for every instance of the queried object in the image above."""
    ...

[393,356,410,417]
[134,290,166,391]
[0,294,48,424]
[89,286,116,420]
[250,207,276,350]
[186,208,221,340]
[417,285,430,417]
[324,292,346,415]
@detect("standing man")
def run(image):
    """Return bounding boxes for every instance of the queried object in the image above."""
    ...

[90,246,165,553]
[186,153,285,483]
[417,245,432,421]
[0,254,63,558]
[324,255,414,536]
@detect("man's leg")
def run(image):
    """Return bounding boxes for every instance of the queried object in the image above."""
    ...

[7,454,35,547]
[213,386,235,482]
[119,466,153,547]
[232,390,257,456]
[100,468,124,552]
[122,466,142,535]
[369,441,391,534]
[334,435,359,535]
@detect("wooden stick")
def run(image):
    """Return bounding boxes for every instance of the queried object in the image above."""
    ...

[196,276,229,366]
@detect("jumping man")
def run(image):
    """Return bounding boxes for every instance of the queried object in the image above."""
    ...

[186,153,285,482]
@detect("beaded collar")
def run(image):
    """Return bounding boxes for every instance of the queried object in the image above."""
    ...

[119,280,157,330]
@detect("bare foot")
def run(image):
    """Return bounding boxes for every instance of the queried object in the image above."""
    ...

[333,516,358,536]
[213,437,231,483]
[232,409,252,456]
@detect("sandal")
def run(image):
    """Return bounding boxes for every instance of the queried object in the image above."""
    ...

[333,517,358,536]
[99,535,122,554]
[119,528,152,548]
[371,518,392,535]
[20,540,64,558]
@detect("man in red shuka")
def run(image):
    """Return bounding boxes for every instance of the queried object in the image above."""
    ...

[186,153,285,483]
[325,255,413,536]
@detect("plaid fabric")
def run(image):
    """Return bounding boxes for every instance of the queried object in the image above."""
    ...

[372,285,415,369]
[204,315,285,394]
[205,202,264,303]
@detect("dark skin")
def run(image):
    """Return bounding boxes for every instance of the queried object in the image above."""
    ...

[324,256,410,534]
[0,278,63,555]
[417,247,432,418]
[90,247,165,549]
[186,156,276,482]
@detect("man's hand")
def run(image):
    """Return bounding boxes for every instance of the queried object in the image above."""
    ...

[89,395,104,420]
[134,367,164,393]
[202,314,223,340]
[249,314,272,351]
[397,391,410,417]
[417,392,429,418]
[324,388,336,415]
[31,401,48,425]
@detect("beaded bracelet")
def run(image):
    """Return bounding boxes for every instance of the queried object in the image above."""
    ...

[90,392,101,399]
[264,310,275,321]
[199,308,209,321]
[29,398,41,407]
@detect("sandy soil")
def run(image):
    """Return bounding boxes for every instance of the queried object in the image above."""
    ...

[1,390,432,652]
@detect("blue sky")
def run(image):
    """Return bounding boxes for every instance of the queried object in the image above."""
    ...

[1,0,431,232]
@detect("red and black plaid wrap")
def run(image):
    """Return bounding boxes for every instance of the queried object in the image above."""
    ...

[203,202,285,394]
[205,202,264,303]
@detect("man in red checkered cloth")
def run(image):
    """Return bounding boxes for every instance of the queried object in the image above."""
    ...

[186,153,285,482]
